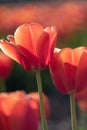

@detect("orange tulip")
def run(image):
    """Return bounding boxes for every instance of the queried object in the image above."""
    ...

[0,91,39,130]
[0,23,57,71]
[49,47,87,94]
[0,52,13,79]
[28,92,50,120]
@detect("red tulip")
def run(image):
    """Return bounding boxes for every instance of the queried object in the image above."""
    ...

[75,87,87,100]
[28,92,50,120]
[0,91,39,130]
[49,47,87,94]
[0,23,57,71]
[0,52,13,79]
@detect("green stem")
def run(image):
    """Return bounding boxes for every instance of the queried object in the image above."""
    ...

[0,79,6,92]
[36,71,48,130]
[70,92,77,130]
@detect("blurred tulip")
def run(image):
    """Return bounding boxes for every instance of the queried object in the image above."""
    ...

[75,87,87,101]
[28,92,50,120]
[0,91,39,130]
[0,23,57,71]
[0,52,13,79]
[75,85,87,112]
[36,2,85,37]
[49,47,87,94]
[77,100,87,112]
[0,2,87,38]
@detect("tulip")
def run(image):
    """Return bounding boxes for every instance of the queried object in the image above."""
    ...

[0,23,57,71]
[49,47,87,130]
[0,52,13,79]
[28,92,50,120]
[49,47,87,94]
[0,91,39,130]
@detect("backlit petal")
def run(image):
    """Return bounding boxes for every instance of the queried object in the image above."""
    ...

[14,23,43,54]
[60,48,77,92]
[0,40,31,70]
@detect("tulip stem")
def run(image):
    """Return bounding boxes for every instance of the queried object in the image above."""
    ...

[36,71,48,130]
[70,92,77,130]
[0,79,6,92]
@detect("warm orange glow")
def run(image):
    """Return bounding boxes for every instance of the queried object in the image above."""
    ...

[49,47,87,94]
[0,2,87,38]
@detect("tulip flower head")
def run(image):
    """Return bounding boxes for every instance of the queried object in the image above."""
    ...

[49,47,87,94]
[0,23,57,71]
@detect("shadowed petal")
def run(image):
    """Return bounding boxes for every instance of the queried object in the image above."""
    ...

[17,45,39,70]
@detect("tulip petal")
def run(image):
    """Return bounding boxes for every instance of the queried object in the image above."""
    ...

[17,45,39,70]
[60,48,77,92]
[76,50,87,92]
[0,40,22,64]
[49,50,69,94]
[0,40,32,70]
[7,35,15,44]
[14,23,43,54]
[0,93,20,130]
[10,99,38,130]
[44,26,57,47]
[60,47,85,92]
[37,26,57,68]
[73,47,85,66]
[37,31,50,68]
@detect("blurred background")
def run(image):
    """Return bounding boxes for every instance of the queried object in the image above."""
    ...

[0,0,87,130]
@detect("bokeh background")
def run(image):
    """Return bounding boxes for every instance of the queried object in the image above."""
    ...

[0,0,87,130]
